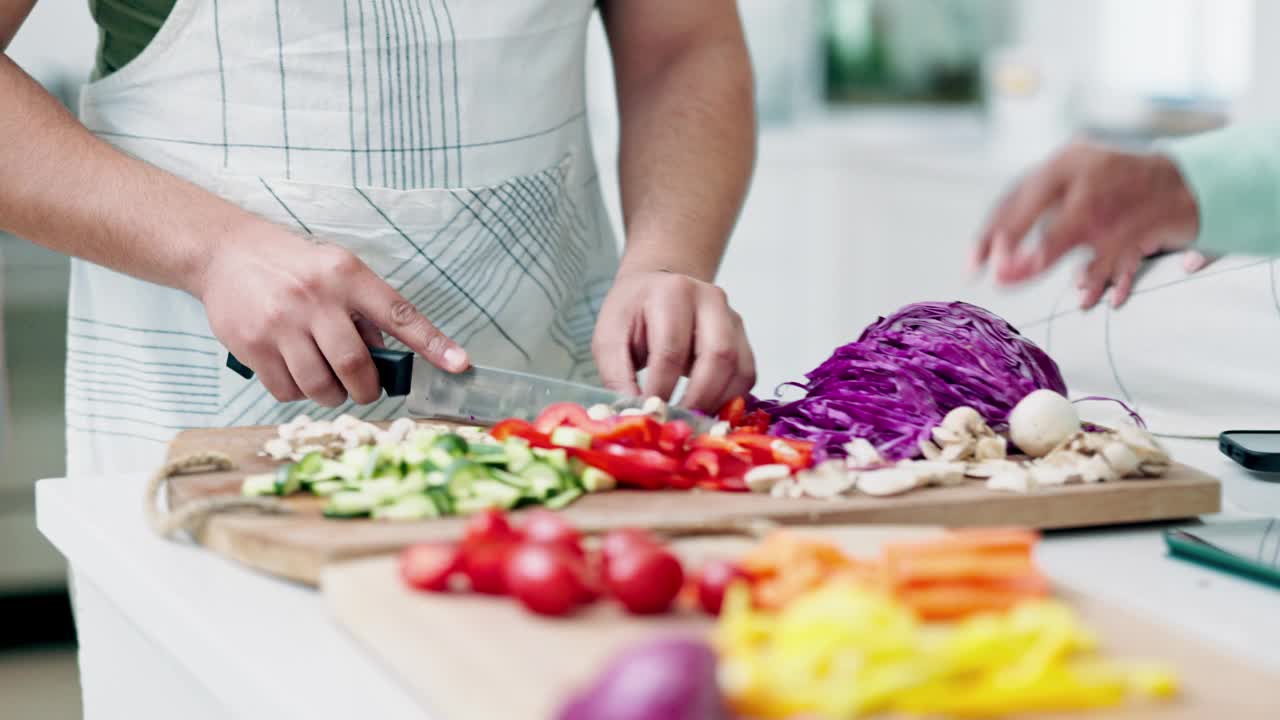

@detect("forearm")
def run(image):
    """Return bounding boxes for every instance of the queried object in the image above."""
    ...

[1160,124,1280,256]
[0,52,264,296]
[609,19,755,282]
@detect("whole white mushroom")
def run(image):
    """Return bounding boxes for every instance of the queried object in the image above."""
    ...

[1008,389,1080,458]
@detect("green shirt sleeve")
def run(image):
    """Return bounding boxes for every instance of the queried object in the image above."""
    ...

[1159,124,1280,256]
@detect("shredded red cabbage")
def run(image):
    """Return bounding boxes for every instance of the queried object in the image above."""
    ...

[752,301,1067,461]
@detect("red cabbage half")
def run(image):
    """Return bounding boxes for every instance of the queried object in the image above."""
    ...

[753,301,1066,461]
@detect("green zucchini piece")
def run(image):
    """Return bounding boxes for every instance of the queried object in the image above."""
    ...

[468,479,523,509]
[544,487,584,510]
[310,480,346,496]
[372,494,438,521]
[550,426,592,450]
[241,473,277,497]
[432,433,469,456]
[426,488,454,515]
[445,460,491,496]
[323,490,377,518]
[504,439,535,472]
[519,461,564,500]
[398,470,431,496]
[290,451,326,480]
[362,477,403,504]
[532,447,570,472]
[490,468,530,489]
[579,467,617,493]
[425,470,448,488]
[468,444,508,465]
[274,463,303,496]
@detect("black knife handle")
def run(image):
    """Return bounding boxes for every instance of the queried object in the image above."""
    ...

[225,347,414,397]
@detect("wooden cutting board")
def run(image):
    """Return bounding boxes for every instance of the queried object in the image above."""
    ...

[162,424,1221,586]
[321,527,1278,720]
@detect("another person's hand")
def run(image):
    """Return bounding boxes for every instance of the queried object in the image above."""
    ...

[199,221,469,407]
[593,269,755,413]
[972,142,1202,308]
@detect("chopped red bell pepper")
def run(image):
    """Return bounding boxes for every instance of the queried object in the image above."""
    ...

[488,418,552,446]
[736,409,771,434]
[569,444,679,490]
[533,402,610,436]
[592,415,662,448]
[657,420,693,455]
[690,435,755,464]
[727,433,814,470]
[718,396,747,426]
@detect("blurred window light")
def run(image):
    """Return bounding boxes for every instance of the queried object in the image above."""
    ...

[1094,0,1254,101]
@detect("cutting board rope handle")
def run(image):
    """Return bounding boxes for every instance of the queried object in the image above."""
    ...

[145,452,294,539]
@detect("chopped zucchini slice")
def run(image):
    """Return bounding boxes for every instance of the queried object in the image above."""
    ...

[544,487,584,510]
[274,463,302,496]
[401,445,431,468]
[520,461,564,500]
[550,426,592,450]
[290,451,326,481]
[468,479,523,509]
[310,479,346,496]
[489,468,530,489]
[371,494,438,521]
[398,470,431,496]
[432,433,469,456]
[426,488,454,515]
[469,444,508,465]
[362,477,403,504]
[532,447,570,472]
[425,470,448,488]
[504,439,535,472]
[453,495,511,515]
[241,473,277,497]
[323,490,377,518]
[579,467,617,493]
[445,460,492,496]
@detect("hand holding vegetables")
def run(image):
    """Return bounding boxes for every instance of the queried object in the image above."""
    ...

[972,141,1202,308]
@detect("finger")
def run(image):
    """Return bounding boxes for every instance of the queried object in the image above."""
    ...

[280,335,346,407]
[348,270,468,372]
[249,350,305,403]
[722,318,757,405]
[314,317,382,405]
[641,292,695,402]
[982,163,1072,283]
[1109,252,1142,308]
[1078,255,1113,310]
[354,315,385,348]
[1182,250,1217,273]
[1025,185,1094,280]
[592,321,642,397]
[680,297,740,412]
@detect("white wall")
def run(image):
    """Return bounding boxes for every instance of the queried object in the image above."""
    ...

[6,1,97,85]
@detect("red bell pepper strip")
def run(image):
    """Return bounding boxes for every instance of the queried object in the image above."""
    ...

[533,402,609,436]
[569,444,679,490]
[718,396,747,426]
[690,435,755,464]
[657,420,693,455]
[489,418,553,446]
[727,433,814,470]
[736,409,771,434]
[591,415,661,448]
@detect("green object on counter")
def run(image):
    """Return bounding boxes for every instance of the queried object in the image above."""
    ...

[88,0,178,81]
[1164,520,1280,589]
[1161,125,1280,257]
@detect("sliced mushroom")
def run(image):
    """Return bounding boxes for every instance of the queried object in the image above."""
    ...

[1077,454,1119,484]
[1100,442,1140,477]
[586,404,614,421]
[745,464,792,493]
[941,406,985,436]
[798,467,856,499]
[974,435,1008,461]
[857,467,923,497]
[986,466,1034,493]
[919,439,942,460]
[907,460,967,487]
[965,458,1021,479]
[843,438,883,468]
[641,396,669,421]
[262,437,293,461]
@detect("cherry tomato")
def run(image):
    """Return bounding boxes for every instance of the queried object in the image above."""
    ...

[399,542,462,592]
[605,547,684,615]
[696,559,750,616]
[570,550,603,604]
[462,540,516,595]
[600,528,659,566]
[504,543,583,617]
[520,509,583,556]
[463,509,520,547]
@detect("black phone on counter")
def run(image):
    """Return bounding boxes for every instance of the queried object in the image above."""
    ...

[1220,431,1280,473]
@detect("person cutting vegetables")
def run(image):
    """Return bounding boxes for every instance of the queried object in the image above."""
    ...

[0,1,757,476]
[972,127,1280,306]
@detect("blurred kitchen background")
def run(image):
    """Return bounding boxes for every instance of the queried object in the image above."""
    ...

[0,0,1266,715]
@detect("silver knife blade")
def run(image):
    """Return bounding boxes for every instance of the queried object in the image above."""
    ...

[405,357,716,433]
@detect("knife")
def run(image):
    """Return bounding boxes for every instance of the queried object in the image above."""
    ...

[226,350,715,432]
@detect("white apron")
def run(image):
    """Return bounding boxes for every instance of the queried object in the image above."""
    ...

[68,0,618,476]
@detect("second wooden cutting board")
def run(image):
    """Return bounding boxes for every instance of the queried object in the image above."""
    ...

[162,424,1221,585]
[321,526,1278,720]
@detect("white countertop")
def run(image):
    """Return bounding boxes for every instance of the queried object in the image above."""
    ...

[36,437,1280,719]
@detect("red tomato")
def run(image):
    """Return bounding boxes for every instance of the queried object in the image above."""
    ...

[462,540,516,595]
[570,551,603,604]
[696,560,750,616]
[533,403,608,436]
[399,542,462,592]
[504,543,584,617]
[520,509,583,556]
[605,547,685,615]
[463,509,520,547]
[600,528,659,565]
